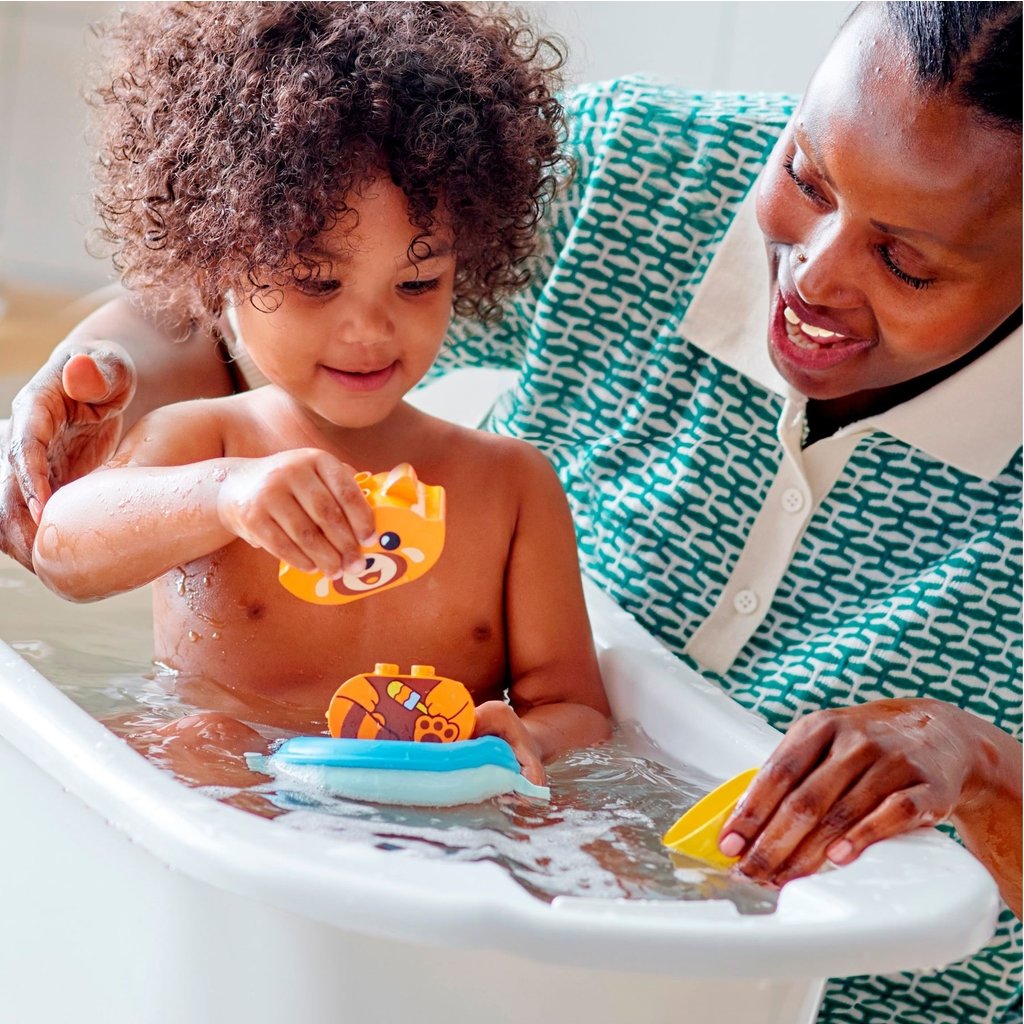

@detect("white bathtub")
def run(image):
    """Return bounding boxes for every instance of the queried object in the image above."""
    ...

[0,566,999,1024]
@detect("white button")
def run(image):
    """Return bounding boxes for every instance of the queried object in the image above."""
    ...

[781,487,806,513]
[733,589,759,615]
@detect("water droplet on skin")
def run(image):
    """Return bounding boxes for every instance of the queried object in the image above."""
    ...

[187,630,202,643]
[176,574,187,596]
[202,575,211,587]
[211,631,220,640]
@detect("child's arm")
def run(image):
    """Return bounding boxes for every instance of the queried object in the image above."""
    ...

[474,443,612,783]
[33,402,374,601]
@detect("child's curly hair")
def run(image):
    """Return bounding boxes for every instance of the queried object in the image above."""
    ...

[91,1,568,328]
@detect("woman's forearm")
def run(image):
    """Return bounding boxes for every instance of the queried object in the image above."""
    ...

[61,296,235,430]
[953,715,1023,916]
[33,461,234,600]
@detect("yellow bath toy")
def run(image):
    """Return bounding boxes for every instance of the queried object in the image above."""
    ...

[279,464,445,605]
[326,663,475,742]
[662,767,760,869]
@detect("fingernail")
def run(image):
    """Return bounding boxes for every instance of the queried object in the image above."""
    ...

[359,533,376,548]
[719,832,745,858]
[827,839,854,865]
[28,497,42,524]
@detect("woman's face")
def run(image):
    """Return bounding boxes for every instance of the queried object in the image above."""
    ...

[756,6,1021,401]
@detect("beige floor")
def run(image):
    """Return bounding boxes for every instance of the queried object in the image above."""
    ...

[0,282,113,413]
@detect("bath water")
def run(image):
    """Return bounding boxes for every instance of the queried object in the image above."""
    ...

[0,560,776,914]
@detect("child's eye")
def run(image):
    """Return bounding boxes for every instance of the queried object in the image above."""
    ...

[398,278,440,296]
[294,278,340,298]
[877,245,934,291]
[783,154,828,207]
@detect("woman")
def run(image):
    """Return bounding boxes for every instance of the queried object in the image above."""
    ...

[1,3,1020,1022]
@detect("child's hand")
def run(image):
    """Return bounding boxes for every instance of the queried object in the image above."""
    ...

[473,700,546,786]
[216,449,375,577]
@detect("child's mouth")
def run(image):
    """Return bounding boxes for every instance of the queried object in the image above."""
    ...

[322,361,398,392]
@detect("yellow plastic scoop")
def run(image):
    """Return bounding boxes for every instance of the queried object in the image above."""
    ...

[662,767,760,869]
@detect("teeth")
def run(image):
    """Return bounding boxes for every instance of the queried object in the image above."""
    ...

[783,306,846,345]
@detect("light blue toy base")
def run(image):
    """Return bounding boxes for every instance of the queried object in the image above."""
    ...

[246,735,550,807]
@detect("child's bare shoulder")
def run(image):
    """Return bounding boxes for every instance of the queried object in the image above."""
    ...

[436,422,562,491]
[113,391,253,466]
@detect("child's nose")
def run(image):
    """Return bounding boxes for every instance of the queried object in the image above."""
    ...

[334,297,395,344]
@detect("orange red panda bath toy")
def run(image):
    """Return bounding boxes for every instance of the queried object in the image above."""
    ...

[278,463,445,605]
[326,663,475,743]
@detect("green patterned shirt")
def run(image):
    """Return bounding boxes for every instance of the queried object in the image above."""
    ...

[439,79,1023,1024]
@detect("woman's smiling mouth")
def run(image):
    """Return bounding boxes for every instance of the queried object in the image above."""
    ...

[769,290,874,373]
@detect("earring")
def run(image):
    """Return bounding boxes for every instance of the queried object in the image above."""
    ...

[796,251,808,263]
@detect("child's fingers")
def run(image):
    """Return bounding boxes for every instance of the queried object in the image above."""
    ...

[473,700,547,786]
[314,456,376,546]
[242,507,319,573]
[290,469,368,574]
[268,493,356,577]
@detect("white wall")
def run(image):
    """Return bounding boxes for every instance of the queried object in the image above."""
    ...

[528,2,852,92]
[0,1,852,294]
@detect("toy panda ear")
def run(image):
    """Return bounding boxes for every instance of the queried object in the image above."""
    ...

[381,463,420,504]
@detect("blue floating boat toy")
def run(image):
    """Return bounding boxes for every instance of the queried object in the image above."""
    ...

[246,735,550,807]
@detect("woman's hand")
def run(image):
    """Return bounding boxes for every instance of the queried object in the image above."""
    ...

[2,344,136,569]
[216,448,376,579]
[473,700,546,786]
[718,699,1019,893]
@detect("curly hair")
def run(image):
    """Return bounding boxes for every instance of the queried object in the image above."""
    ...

[90,1,568,328]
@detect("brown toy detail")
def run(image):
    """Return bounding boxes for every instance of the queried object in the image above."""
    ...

[326,664,475,743]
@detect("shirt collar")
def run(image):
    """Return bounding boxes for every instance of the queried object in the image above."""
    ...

[679,186,1022,481]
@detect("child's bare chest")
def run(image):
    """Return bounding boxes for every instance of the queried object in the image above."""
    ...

[153,532,509,726]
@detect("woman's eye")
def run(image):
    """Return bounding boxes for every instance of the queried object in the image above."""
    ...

[399,278,440,296]
[783,154,828,207]
[294,279,340,298]
[877,246,934,291]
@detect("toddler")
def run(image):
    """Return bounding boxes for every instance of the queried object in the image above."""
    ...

[33,1,610,784]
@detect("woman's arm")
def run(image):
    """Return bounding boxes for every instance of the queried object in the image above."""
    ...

[1,294,233,570]
[473,442,612,783]
[718,698,1023,916]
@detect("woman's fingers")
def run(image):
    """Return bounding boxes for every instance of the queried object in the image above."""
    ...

[734,745,878,881]
[9,383,63,517]
[722,701,968,887]
[1,416,36,566]
[61,347,136,413]
[770,771,935,884]
[8,345,137,521]
[718,714,836,861]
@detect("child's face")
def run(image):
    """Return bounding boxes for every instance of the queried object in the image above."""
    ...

[755,5,1022,402]
[234,177,456,429]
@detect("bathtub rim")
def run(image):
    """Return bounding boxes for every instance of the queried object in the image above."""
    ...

[0,578,1000,980]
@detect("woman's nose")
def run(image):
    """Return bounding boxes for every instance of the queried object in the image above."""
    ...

[793,223,865,310]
